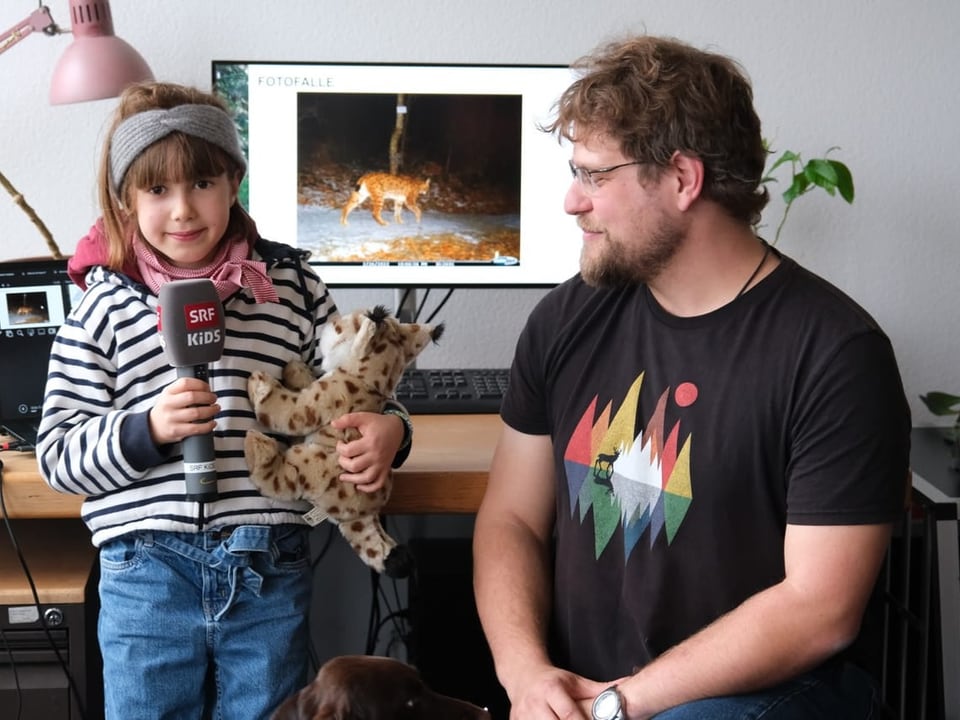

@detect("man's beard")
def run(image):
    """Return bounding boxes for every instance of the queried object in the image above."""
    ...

[579,215,683,288]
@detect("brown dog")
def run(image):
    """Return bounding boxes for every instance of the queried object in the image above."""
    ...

[271,655,493,720]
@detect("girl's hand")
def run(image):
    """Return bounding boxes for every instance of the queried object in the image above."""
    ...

[148,377,220,446]
[331,411,405,492]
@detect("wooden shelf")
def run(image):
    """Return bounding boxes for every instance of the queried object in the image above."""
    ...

[0,518,96,605]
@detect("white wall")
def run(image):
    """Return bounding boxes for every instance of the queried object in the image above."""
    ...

[3,0,957,421]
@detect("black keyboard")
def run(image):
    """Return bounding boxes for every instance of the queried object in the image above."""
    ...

[396,368,510,414]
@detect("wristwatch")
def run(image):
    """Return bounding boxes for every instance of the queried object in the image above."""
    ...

[592,686,625,720]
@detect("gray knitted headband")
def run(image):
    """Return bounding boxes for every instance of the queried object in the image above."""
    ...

[110,104,246,192]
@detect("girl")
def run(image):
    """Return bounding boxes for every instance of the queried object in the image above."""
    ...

[37,82,412,719]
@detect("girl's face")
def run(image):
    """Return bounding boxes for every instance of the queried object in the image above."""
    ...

[132,172,239,268]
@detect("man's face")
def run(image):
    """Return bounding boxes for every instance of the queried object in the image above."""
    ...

[564,134,685,287]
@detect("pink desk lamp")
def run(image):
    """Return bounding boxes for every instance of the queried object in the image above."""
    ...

[0,1,154,256]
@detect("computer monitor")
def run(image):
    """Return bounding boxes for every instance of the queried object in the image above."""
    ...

[0,258,79,446]
[211,60,581,288]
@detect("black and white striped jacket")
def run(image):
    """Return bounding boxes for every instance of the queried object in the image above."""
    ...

[37,239,340,547]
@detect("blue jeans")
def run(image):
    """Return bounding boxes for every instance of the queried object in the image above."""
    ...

[98,525,312,720]
[652,661,879,719]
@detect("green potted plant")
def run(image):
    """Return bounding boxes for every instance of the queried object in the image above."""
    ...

[760,145,855,246]
[918,392,960,470]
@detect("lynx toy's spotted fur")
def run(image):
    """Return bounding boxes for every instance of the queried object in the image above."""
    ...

[339,172,431,226]
[244,306,443,577]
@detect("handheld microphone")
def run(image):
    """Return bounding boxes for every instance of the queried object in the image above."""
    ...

[158,279,225,502]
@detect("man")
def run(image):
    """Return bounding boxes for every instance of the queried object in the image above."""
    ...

[472,35,910,720]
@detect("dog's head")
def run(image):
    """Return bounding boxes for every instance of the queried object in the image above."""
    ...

[272,655,492,720]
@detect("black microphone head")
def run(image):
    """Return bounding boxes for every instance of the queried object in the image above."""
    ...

[158,279,226,367]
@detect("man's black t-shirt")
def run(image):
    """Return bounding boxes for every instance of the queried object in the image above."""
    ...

[500,254,910,680]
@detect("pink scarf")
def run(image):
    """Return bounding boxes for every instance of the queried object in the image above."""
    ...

[133,234,278,303]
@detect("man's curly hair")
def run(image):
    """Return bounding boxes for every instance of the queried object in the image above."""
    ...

[543,35,769,226]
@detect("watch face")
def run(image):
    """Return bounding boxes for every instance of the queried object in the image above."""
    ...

[592,688,622,720]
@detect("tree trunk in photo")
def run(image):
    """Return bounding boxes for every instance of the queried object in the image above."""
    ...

[389,93,407,175]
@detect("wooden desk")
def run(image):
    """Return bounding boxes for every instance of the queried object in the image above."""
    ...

[0,414,501,519]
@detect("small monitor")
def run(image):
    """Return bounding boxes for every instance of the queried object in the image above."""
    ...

[211,60,582,288]
[0,258,79,446]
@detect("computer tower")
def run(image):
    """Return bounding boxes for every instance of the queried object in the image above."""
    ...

[0,518,102,720]
[406,537,510,720]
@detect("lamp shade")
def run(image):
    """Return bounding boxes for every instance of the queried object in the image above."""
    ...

[49,0,153,105]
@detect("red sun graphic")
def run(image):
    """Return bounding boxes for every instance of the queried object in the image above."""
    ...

[675,382,698,407]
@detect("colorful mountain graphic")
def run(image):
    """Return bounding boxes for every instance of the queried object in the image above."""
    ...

[563,373,694,561]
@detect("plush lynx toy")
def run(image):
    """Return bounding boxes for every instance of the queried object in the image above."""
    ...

[244,306,443,577]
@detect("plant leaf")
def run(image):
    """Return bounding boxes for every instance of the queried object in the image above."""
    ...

[766,150,800,175]
[782,173,810,204]
[919,391,960,416]
[829,160,855,203]
[804,158,840,190]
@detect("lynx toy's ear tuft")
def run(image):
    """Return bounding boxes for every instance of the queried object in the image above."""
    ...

[367,305,390,325]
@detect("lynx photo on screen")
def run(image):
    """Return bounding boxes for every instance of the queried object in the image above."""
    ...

[295,92,523,267]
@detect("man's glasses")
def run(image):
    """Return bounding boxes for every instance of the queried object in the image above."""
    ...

[568,159,645,195]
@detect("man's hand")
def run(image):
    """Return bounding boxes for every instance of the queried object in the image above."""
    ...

[506,664,607,720]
